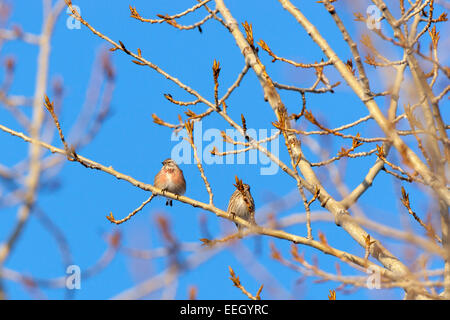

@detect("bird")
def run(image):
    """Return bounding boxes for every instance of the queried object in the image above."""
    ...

[154,158,186,206]
[227,183,256,231]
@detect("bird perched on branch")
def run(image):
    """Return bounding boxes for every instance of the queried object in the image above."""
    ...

[154,158,186,206]
[227,178,256,230]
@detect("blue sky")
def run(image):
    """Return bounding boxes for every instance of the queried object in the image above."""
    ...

[0,0,448,300]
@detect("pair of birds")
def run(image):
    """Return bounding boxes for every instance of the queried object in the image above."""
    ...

[154,158,255,230]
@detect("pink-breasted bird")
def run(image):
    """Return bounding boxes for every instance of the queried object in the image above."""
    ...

[154,158,186,206]
[227,183,255,230]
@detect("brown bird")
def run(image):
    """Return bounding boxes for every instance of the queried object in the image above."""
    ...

[154,158,186,206]
[227,183,255,230]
